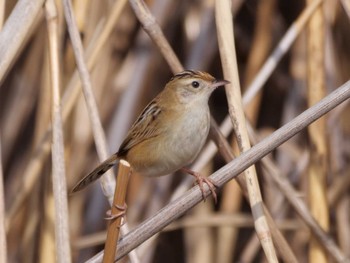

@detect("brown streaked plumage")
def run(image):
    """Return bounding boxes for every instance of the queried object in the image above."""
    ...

[72,70,229,202]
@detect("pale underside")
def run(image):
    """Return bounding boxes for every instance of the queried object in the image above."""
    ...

[124,103,210,177]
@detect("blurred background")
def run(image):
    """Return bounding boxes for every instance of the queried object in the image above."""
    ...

[0,0,349,262]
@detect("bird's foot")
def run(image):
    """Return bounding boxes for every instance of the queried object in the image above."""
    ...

[105,203,127,227]
[181,167,218,204]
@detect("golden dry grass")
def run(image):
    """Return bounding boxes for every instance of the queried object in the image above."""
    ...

[0,0,350,262]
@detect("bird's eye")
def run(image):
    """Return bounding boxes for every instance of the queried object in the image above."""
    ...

[191,81,200,88]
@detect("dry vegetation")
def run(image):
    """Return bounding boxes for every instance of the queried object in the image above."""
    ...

[0,0,350,262]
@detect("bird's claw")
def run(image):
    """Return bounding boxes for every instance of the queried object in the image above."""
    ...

[105,203,128,227]
[194,174,218,204]
[181,167,218,203]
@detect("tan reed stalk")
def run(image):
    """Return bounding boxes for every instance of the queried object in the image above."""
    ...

[0,0,45,82]
[5,0,129,226]
[215,0,278,261]
[62,0,115,200]
[0,134,6,263]
[0,3,6,261]
[247,124,347,262]
[128,0,183,73]
[209,120,298,263]
[217,1,276,261]
[103,160,131,263]
[306,1,329,262]
[45,0,72,262]
[61,0,139,262]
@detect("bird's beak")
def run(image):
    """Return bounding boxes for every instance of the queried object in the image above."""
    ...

[211,79,230,89]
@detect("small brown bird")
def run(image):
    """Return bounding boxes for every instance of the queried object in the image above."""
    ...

[72,70,229,202]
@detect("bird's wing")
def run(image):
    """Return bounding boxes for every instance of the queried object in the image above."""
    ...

[117,98,164,156]
[71,101,163,193]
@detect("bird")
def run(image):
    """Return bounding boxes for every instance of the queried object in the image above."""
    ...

[72,70,229,202]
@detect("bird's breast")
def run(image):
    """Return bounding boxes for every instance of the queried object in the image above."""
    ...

[126,105,210,177]
[168,105,210,163]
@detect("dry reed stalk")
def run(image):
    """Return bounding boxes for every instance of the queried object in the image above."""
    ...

[62,0,128,120]
[38,192,55,263]
[86,78,350,263]
[37,34,55,263]
[217,1,275,261]
[73,0,89,32]
[66,4,124,250]
[128,0,183,73]
[306,1,329,263]
[61,1,140,262]
[0,5,6,261]
[0,0,4,27]
[0,0,45,82]
[5,0,128,228]
[307,0,329,263]
[46,0,72,262]
[103,160,131,263]
[209,120,298,263]
[215,0,278,261]
[247,125,346,262]
[67,1,116,183]
[62,0,129,206]
[0,135,6,263]
[62,0,115,200]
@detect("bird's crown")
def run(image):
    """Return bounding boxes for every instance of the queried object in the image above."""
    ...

[170,70,216,82]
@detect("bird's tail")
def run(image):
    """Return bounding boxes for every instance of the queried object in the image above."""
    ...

[71,154,119,193]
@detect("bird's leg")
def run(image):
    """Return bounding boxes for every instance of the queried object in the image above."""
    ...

[181,167,218,203]
[105,203,128,227]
